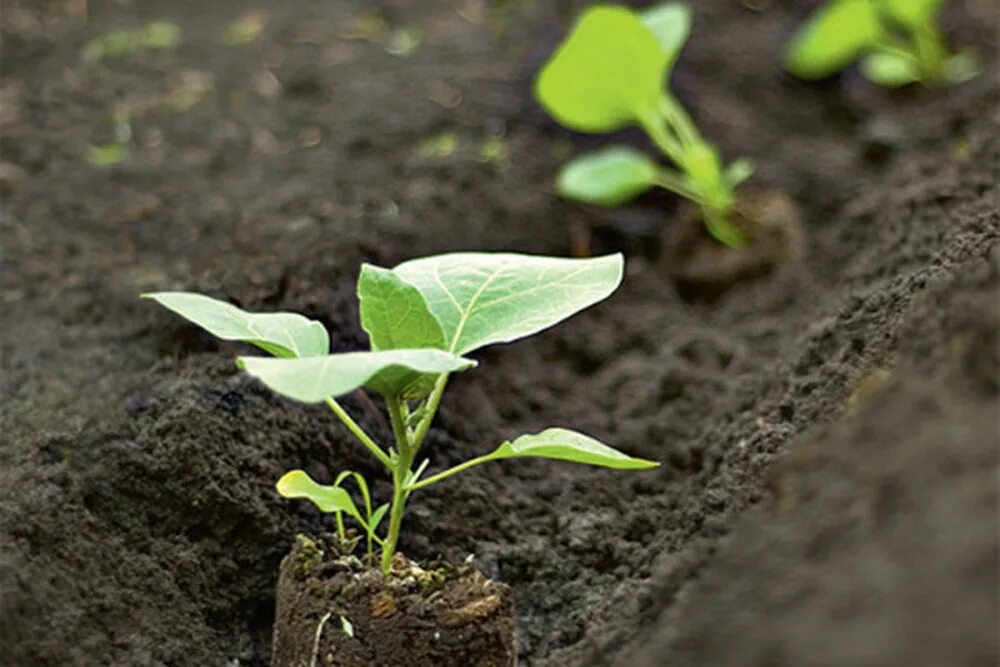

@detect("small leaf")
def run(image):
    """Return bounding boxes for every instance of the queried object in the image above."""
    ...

[369,504,390,533]
[860,52,921,87]
[557,146,659,206]
[340,615,354,638]
[276,470,362,521]
[143,292,329,358]
[640,2,691,68]
[942,50,980,84]
[724,158,754,188]
[392,253,623,355]
[358,265,446,351]
[492,428,659,469]
[536,5,668,133]
[785,0,882,79]
[237,349,475,402]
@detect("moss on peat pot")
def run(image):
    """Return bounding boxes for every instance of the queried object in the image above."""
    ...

[272,534,516,667]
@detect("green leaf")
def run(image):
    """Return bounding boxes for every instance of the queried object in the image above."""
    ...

[143,292,329,358]
[369,504,390,533]
[724,158,755,188]
[640,2,691,68]
[237,349,475,402]
[392,253,623,355]
[276,470,362,520]
[784,0,882,79]
[942,50,980,84]
[880,0,944,29]
[491,428,659,469]
[358,265,446,351]
[357,264,449,397]
[557,147,660,205]
[860,52,922,86]
[535,5,668,133]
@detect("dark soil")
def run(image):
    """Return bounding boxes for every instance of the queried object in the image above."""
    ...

[1,1,997,666]
[271,535,515,667]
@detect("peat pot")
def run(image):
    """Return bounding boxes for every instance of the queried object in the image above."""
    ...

[271,534,517,667]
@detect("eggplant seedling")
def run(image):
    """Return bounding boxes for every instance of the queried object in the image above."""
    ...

[144,252,657,574]
[784,0,979,87]
[536,3,754,247]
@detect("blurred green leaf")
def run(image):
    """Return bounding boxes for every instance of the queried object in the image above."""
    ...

[536,5,668,132]
[640,2,691,70]
[557,146,659,205]
[860,52,922,86]
[222,11,266,45]
[85,143,127,167]
[785,0,881,79]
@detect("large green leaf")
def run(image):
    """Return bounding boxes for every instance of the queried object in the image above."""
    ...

[357,265,446,351]
[276,470,362,520]
[491,428,658,469]
[143,292,328,358]
[392,253,623,355]
[784,0,882,79]
[535,5,668,133]
[237,349,475,402]
[640,2,691,69]
[557,146,660,206]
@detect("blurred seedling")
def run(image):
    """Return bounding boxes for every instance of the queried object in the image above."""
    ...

[82,21,181,62]
[536,3,754,247]
[785,0,979,87]
[144,252,657,575]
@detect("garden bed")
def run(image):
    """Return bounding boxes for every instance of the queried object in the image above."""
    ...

[1,0,996,665]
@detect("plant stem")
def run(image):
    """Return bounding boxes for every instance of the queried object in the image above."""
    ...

[405,451,499,492]
[409,374,449,453]
[380,465,409,573]
[381,396,414,574]
[326,397,392,470]
[660,94,702,152]
[912,23,946,81]
[640,113,687,167]
[655,168,707,204]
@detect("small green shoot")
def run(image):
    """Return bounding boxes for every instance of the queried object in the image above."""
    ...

[785,0,979,87]
[535,3,753,247]
[144,253,657,574]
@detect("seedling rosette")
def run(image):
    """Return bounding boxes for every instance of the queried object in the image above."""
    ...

[535,3,754,247]
[784,0,979,87]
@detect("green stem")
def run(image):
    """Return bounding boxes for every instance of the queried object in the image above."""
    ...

[326,397,392,470]
[655,168,707,204]
[660,94,702,152]
[380,396,414,574]
[405,451,499,492]
[640,113,687,167]
[409,374,449,453]
[911,23,946,81]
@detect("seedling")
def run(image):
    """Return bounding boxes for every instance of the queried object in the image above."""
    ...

[144,252,657,574]
[535,3,754,247]
[784,0,979,87]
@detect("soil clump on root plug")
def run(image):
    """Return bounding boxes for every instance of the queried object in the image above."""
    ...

[271,535,516,667]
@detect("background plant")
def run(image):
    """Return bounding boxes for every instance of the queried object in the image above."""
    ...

[535,3,753,247]
[784,0,978,87]
[145,253,657,574]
